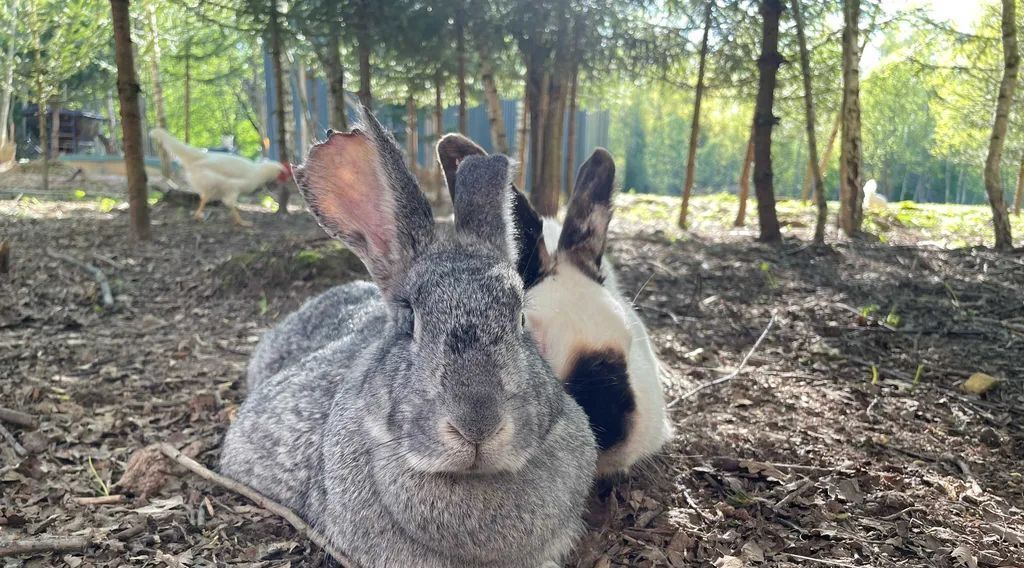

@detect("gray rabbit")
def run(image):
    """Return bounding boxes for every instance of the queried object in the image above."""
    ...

[220,110,597,568]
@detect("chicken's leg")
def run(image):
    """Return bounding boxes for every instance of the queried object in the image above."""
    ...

[230,205,253,228]
[193,196,208,221]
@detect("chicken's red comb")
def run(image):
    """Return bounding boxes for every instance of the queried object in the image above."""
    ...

[277,162,294,182]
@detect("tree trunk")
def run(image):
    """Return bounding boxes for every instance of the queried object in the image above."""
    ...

[480,50,509,154]
[145,0,170,178]
[269,1,290,214]
[792,0,827,245]
[110,0,150,241]
[984,0,1018,248]
[456,11,468,135]
[564,63,579,196]
[801,108,841,202]
[839,0,864,237]
[406,92,417,170]
[183,30,192,143]
[357,39,372,109]
[324,33,347,130]
[753,0,784,244]
[516,94,529,189]
[39,101,48,192]
[525,62,548,197]
[679,1,713,229]
[433,72,444,199]
[106,90,118,153]
[49,99,60,157]
[1015,157,1024,215]
[733,123,755,227]
[0,0,17,149]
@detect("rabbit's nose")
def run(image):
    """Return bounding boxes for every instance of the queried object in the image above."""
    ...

[443,415,508,445]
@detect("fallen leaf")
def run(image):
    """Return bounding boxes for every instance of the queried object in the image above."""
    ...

[740,541,765,563]
[133,495,184,517]
[962,373,998,395]
[951,545,978,568]
[715,555,746,568]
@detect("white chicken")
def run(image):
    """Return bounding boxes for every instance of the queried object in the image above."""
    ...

[150,128,290,227]
[862,179,888,211]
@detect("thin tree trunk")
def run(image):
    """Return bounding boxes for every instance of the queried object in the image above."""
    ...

[480,50,509,154]
[110,0,150,241]
[434,72,444,199]
[356,29,372,109]
[734,123,754,227]
[269,1,290,214]
[984,0,1018,249]
[145,0,170,178]
[49,99,60,157]
[957,167,966,204]
[839,0,864,237]
[0,0,18,148]
[801,108,840,202]
[406,92,417,170]
[679,1,713,229]
[564,63,579,195]
[106,90,118,153]
[39,102,48,192]
[792,0,827,245]
[184,30,192,143]
[324,33,347,130]
[753,0,784,244]
[295,62,310,156]
[31,0,48,193]
[456,11,467,135]
[1014,157,1024,215]
[516,94,529,189]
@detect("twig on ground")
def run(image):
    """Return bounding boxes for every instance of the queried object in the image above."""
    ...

[774,478,814,510]
[74,495,125,506]
[157,443,357,568]
[45,248,114,308]
[877,506,928,521]
[0,407,37,429]
[780,552,858,567]
[667,314,776,407]
[0,535,92,557]
[0,422,27,457]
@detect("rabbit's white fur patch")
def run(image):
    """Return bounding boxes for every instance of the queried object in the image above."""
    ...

[527,218,671,476]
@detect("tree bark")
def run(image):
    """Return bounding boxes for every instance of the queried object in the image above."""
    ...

[564,63,579,196]
[323,33,347,130]
[269,0,290,214]
[406,92,417,170]
[49,99,60,157]
[183,29,192,143]
[110,0,150,241]
[984,0,1018,248]
[839,0,864,237]
[1015,157,1024,215]
[792,0,827,245]
[0,0,15,149]
[516,94,529,189]
[752,0,784,244]
[480,50,509,154]
[456,11,468,135]
[801,108,841,202]
[145,0,170,178]
[31,1,48,193]
[679,1,713,229]
[733,123,754,227]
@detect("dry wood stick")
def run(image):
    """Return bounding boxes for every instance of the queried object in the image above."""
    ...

[74,494,125,506]
[667,314,776,407]
[0,422,26,457]
[157,443,357,568]
[45,248,114,308]
[0,407,36,429]
[0,535,92,557]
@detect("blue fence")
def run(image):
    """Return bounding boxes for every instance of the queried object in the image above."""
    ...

[263,54,609,193]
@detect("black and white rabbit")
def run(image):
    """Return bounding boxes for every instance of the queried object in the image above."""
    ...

[221,110,597,568]
[437,134,670,477]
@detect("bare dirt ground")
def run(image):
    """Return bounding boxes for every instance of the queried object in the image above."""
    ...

[1,177,1022,567]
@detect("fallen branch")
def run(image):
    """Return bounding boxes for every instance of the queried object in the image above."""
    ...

[74,494,125,506]
[45,249,114,308]
[0,422,27,457]
[157,443,357,568]
[0,535,92,557]
[0,407,37,429]
[667,314,776,407]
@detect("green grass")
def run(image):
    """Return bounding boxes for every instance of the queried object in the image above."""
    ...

[614,192,1024,248]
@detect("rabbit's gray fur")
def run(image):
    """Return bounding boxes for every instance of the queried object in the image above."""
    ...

[221,111,597,568]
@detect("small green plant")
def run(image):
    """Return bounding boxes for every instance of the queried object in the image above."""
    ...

[913,364,924,386]
[99,197,119,212]
[884,305,901,328]
[295,249,324,264]
[871,365,879,385]
[87,456,109,496]
[860,304,879,317]
[257,294,269,316]
[72,189,87,199]
[759,261,778,289]
[260,195,279,211]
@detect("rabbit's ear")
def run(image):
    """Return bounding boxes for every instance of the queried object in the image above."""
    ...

[452,154,517,262]
[510,189,548,288]
[296,109,435,295]
[437,133,486,204]
[557,148,616,281]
